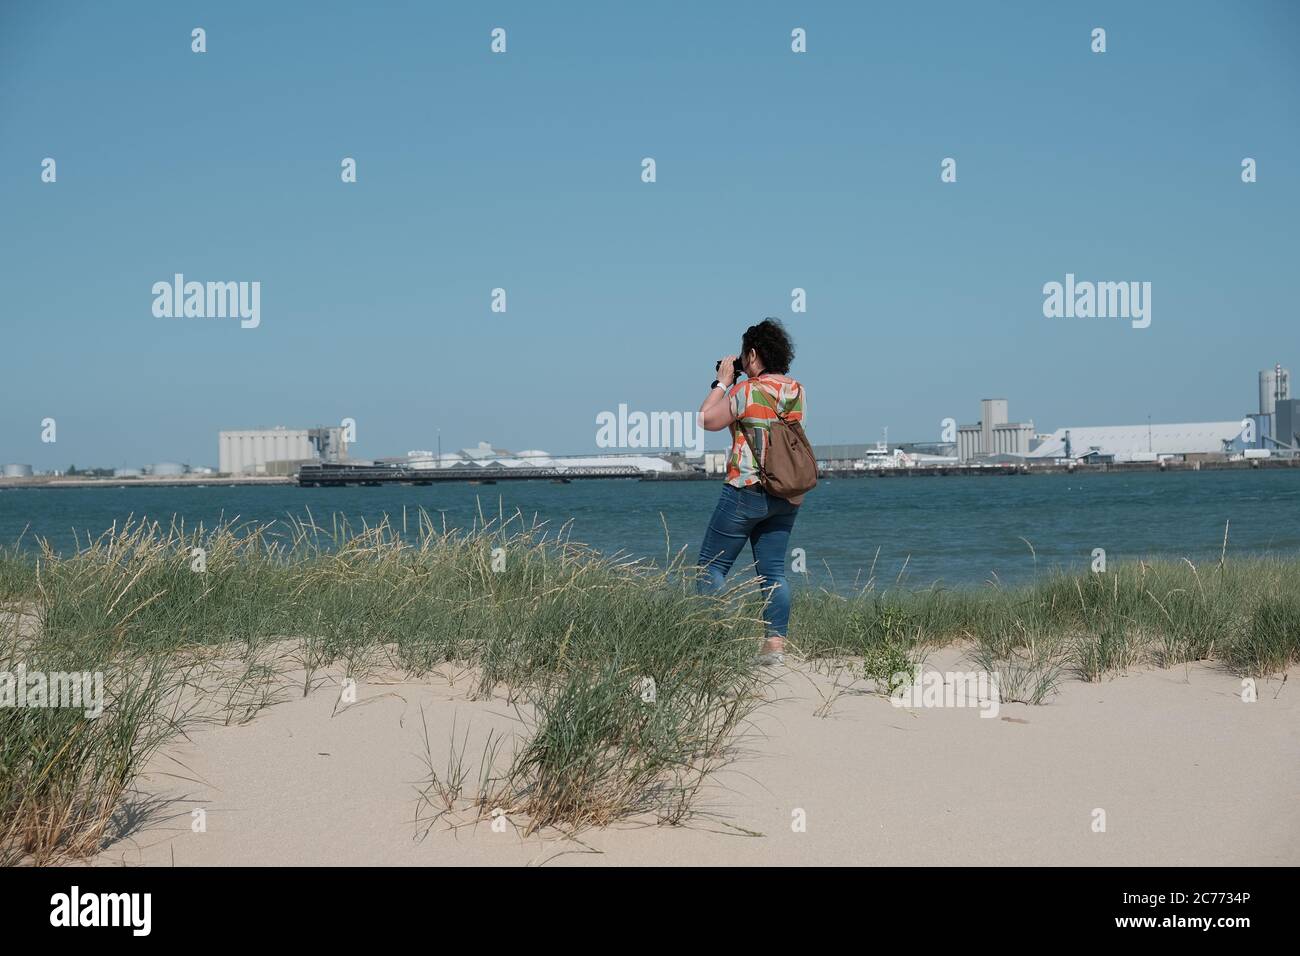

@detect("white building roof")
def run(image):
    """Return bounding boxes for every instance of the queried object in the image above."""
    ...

[460,441,501,460]
[399,448,672,473]
[1028,422,1241,460]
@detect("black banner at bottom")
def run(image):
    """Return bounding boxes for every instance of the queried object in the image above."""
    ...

[0,865,1283,941]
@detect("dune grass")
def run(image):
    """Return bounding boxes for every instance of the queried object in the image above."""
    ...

[789,555,1300,692]
[1,512,1296,861]
[0,512,766,859]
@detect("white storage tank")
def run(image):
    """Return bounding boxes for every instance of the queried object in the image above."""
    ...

[3,463,34,478]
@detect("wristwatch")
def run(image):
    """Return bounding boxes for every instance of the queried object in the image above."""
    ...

[711,380,725,390]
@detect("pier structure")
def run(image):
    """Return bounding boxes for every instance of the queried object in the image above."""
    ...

[297,461,645,487]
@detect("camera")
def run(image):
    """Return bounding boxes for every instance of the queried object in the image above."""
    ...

[715,358,744,378]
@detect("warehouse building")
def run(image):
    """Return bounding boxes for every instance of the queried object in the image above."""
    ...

[1027,422,1243,462]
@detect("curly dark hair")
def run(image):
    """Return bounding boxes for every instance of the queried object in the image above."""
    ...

[741,318,795,374]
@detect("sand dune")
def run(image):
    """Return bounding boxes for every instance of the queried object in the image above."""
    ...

[91,649,1299,866]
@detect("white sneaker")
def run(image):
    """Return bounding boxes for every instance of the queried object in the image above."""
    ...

[756,651,785,667]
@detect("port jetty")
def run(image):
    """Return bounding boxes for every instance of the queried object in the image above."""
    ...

[292,456,1299,487]
[0,474,294,489]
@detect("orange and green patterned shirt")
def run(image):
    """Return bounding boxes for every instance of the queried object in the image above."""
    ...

[725,374,806,488]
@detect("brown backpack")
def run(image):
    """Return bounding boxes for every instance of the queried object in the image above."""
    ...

[740,395,818,505]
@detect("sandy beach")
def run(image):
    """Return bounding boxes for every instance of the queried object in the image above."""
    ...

[90,648,1299,867]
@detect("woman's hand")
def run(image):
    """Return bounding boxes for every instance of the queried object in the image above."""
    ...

[700,357,740,431]
[716,354,738,387]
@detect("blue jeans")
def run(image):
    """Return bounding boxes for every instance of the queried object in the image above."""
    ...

[697,484,800,637]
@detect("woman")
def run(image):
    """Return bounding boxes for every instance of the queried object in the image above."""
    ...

[697,318,806,666]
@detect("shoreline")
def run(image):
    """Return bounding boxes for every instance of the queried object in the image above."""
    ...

[2,455,1298,490]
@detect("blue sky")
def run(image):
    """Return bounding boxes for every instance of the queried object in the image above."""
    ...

[2,0,1297,469]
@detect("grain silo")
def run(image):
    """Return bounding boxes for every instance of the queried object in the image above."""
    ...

[1259,365,1291,416]
[218,426,345,475]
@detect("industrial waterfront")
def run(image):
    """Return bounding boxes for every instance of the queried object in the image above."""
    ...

[4,367,1296,486]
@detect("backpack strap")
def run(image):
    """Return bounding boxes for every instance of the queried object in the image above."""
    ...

[737,417,769,486]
